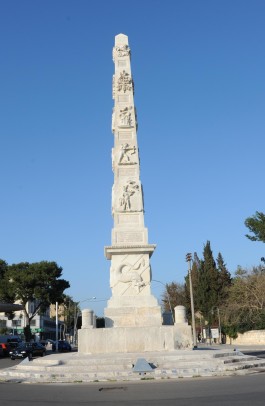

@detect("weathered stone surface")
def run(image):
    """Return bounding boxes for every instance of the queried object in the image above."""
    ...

[79,324,192,354]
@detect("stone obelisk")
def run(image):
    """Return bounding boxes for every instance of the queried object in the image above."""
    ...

[78,35,192,353]
[104,34,162,328]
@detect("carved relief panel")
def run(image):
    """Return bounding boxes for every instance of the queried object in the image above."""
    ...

[118,180,143,212]
[118,106,137,129]
[112,44,131,61]
[110,254,151,296]
[118,143,137,165]
[112,180,143,214]
[113,144,138,172]
[116,70,133,93]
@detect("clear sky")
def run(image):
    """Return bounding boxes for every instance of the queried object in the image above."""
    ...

[1,1,264,316]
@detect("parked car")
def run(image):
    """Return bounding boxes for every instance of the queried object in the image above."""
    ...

[52,340,72,352]
[0,337,21,356]
[39,339,55,347]
[0,343,10,357]
[9,342,46,360]
[0,335,22,345]
[0,335,22,357]
[9,341,21,352]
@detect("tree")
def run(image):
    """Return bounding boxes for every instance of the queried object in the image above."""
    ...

[0,259,8,279]
[0,259,14,303]
[222,266,265,335]
[162,243,231,331]
[161,282,186,313]
[245,211,265,243]
[216,252,232,305]
[196,241,219,321]
[1,261,70,341]
[61,295,77,336]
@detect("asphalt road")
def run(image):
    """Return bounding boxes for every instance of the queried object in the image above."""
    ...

[243,350,265,358]
[1,348,265,405]
[0,373,265,405]
[0,349,54,369]
[0,356,21,369]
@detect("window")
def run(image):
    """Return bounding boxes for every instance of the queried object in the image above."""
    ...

[12,319,22,327]
[0,319,7,327]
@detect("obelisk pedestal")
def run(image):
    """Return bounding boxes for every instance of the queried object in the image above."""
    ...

[104,245,162,327]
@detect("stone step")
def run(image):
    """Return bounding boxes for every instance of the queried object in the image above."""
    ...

[223,359,265,371]
[223,356,258,364]
[2,358,265,383]
[213,351,243,358]
[1,351,264,383]
[15,363,133,373]
[14,353,249,373]
[32,350,242,366]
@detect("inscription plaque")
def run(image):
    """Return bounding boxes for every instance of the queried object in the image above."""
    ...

[116,231,144,243]
[118,60,127,67]
[118,131,133,141]
[118,167,137,177]
[118,95,129,102]
[118,214,140,224]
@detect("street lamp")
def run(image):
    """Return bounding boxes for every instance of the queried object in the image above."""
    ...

[55,302,58,352]
[186,253,197,349]
[152,279,174,324]
[74,297,96,345]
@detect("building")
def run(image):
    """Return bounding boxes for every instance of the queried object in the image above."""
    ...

[0,300,65,341]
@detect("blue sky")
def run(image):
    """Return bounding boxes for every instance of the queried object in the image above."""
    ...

[1,1,264,316]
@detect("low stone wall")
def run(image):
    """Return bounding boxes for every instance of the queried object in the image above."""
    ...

[231,330,265,345]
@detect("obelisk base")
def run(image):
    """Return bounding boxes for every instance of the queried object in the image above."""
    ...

[78,324,192,354]
[104,297,162,328]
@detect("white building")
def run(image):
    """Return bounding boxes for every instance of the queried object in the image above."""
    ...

[0,300,64,341]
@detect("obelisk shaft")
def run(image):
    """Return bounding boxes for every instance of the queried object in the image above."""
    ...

[111,33,146,246]
[104,34,161,328]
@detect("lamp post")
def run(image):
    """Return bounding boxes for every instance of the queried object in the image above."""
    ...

[186,253,197,349]
[73,297,96,346]
[153,279,174,324]
[55,302,58,352]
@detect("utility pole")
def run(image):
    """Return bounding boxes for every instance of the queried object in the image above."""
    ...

[186,253,197,349]
[55,302,58,352]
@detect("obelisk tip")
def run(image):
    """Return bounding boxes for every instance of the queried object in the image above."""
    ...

[115,33,128,46]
